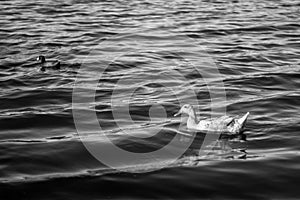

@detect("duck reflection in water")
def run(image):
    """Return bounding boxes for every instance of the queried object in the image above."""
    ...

[177,130,248,166]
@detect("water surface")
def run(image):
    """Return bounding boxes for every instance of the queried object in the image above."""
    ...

[0,0,300,199]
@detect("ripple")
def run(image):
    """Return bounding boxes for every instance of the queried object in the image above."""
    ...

[1,0,300,198]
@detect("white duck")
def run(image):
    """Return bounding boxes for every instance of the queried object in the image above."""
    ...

[174,104,249,134]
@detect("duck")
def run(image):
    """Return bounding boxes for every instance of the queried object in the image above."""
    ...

[174,104,249,134]
[37,55,60,71]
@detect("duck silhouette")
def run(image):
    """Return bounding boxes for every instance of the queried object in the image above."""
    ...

[174,104,249,134]
[37,56,60,71]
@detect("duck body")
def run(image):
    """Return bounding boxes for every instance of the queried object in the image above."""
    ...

[37,56,60,71]
[175,104,249,134]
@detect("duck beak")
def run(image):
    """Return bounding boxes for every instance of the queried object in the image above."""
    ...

[174,111,181,117]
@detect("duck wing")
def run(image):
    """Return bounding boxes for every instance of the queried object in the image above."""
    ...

[41,61,60,70]
[202,116,234,131]
[217,116,234,126]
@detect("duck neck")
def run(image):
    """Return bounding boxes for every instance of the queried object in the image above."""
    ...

[40,56,45,63]
[187,108,198,128]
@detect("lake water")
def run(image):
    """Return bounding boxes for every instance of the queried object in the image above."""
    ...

[1,0,300,199]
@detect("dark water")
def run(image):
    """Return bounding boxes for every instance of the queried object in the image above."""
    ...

[1,0,300,199]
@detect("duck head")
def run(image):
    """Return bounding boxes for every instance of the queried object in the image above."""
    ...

[174,104,194,116]
[37,55,46,63]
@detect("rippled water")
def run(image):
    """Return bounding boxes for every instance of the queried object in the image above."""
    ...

[1,0,300,199]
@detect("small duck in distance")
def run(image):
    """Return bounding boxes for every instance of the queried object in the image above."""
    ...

[174,104,249,134]
[37,55,60,71]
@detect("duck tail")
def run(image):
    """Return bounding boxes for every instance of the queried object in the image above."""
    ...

[238,112,250,128]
